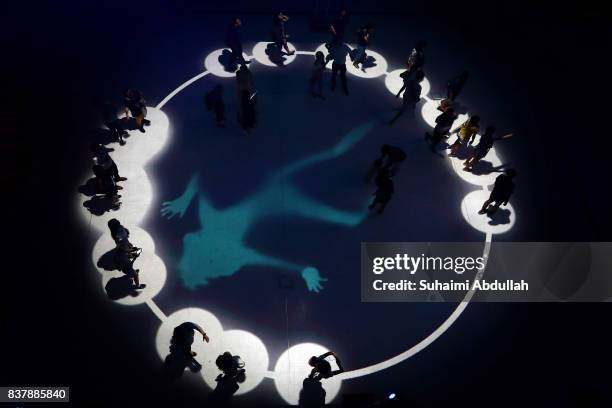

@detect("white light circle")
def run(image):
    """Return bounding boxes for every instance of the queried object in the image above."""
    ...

[202,329,269,394]
[385,68,430,98]
[273,343,342,405]
[101,251,167,305]
[204,49,250,77]
[461,189,516,234]
[252,41,297,66]
[155,308,225,372]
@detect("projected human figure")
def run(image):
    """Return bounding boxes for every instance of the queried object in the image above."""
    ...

[160,123,375,292]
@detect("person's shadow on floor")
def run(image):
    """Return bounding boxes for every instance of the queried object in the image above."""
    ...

[218,49,239,73]
[470,160,510,175]
[265,43,287,66]
[97,248,120,271]
[298,377,326,408]
[488,208,511,225]
[104,275,140,300]
[83,195,121,216]
[360,55,377,70]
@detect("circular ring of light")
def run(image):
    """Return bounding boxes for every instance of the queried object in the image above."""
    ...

[80,41,518,405]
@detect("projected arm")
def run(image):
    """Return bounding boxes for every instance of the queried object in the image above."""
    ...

[276,122,375,178]
[161,172,200,219]
[189,322,210,343]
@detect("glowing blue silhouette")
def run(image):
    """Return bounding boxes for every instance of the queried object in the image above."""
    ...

[161,122,374,292]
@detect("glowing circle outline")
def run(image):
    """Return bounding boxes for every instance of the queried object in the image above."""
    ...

[80,41,518,405]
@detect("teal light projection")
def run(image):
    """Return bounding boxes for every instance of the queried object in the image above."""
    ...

[161,123,375,292]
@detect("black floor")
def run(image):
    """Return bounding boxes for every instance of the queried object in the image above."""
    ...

[2,1,611,407]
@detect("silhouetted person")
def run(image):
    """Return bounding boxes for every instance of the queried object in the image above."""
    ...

[237,90,257,133]
[447,70,469,101]
[114,246,145,289]
[101,102,128,145]
[353,24,374,69]
[211,354,245,405]
[123,89,150,133]
[479,169,516,215]
[226,17,250,65]
[376,144,407,175]
[206,85,226,127]
[169,322,210,372]
[215,352,246,379]
[310,51,328,99]
[464,126,513,171]
[369,171,394,214]
[236,63,253,96]
[299,377,326,407]
[390,69,424,124]
[329,9,348,44]
[272,12,295,56]
[406,40,426,75]
[90,143,124,202]
[425,107,458,153]
[308,351,344,380]
[108,218,142,258]
[327,41,351,95]
[449,115,480,156]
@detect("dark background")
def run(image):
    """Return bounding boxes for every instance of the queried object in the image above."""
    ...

[2,0,611,406]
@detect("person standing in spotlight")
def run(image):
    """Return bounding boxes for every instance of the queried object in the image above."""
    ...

[310,51,328,99]
[308,351,344,381]
[169,322,210,373]
[205,85,226,127]
[226,17,250,66]
[479,169,516,215]
[425,107,458,153]
[449,115,480,156]
[90,143,127,186]
[272,12,295,56]
[123,89,150,133]
[326,41,351,95]
[464,127,513,171]
[447,70,469,101]
[396,40,426,98]
[352,24,374,69]
[390,69,424,124]
[101,102,128,145]
[108,218,142,259]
